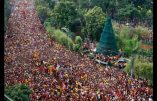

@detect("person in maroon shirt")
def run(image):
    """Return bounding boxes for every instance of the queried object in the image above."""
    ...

[22,10,26,19]
[45,67,49,75]
[38,61,46,74]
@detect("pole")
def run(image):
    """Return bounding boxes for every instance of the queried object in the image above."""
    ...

[4,94,14,101]
[130,54,135,78]
[138,63,139,78]
[68,29,70,50]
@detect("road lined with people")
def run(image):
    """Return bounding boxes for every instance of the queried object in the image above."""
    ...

[4,0,153,100]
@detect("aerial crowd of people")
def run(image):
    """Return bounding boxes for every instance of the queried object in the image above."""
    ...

[4,0,153,101]
[5,43,153,100]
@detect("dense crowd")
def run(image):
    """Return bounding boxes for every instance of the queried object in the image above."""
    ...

[5,54,153,100]
[5,0,153,101]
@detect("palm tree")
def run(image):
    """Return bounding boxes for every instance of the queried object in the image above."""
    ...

[5,84,31,101]
[123,35,141,77]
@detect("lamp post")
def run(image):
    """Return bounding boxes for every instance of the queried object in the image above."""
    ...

[68,28,70,50]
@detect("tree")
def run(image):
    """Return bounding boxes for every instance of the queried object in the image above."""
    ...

[90,0,119,18]
[96,17,118,56]
[125,56,153,85]
[83,6,106,41]
[129,0,152,9]
[59,0,91,9]
[45,0,57,9]
[114,24,141,77]
[123,35,141,77]
[69,18,82,37]
[73,36,83,52]
[5,84,31,101]
[36,4,50,24]
[44,17,58,28]
[117,4,140,21]
[52,1,79,28]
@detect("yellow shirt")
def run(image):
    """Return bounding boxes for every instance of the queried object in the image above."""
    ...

[25,79,29,85]
[115,62,118,65]
[84,74,87,80]
[124,63,127,66]
[128,79,131,84]
[48,66,53,75]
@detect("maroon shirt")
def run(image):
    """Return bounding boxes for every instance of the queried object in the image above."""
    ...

[45,68,48,74]
[22,10,26,16]
[39,66,45,73]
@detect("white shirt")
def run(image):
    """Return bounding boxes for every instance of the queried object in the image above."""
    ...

[149,98,153,101]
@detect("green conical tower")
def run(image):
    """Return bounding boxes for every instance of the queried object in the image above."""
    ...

[96,17,118,56]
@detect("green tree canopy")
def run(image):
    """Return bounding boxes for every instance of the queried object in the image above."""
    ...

[5,84,31,101]
[83,6,106,41]
[52,1,79,28]
[44,17,58,28]
[73,36,83,52]
[90,0,119,18]
[36,4,50,24]
[117,4,140,21]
